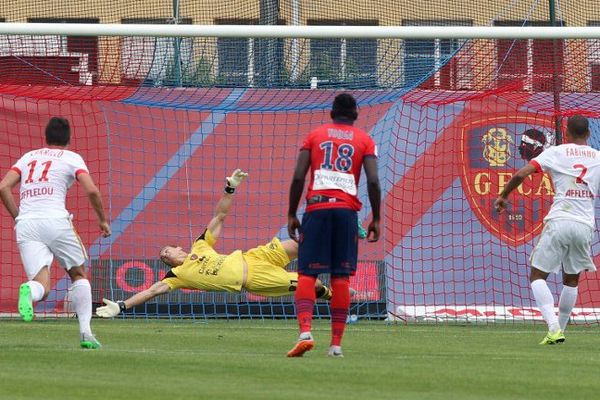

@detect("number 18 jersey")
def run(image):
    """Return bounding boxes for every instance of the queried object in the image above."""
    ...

[301,122,377,211]
[11,148,89,220]
[530,143,600,227]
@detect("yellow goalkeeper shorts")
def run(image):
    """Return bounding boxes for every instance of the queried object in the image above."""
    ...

[243,237,298,297]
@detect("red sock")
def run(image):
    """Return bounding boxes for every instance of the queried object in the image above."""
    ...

[330,276,350,346]
[295,274,316,334]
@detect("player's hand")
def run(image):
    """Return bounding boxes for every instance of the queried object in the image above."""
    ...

[96,298,121,318]
[494,197,507,213]
[99,221,111,237]
[367,219,380,242]
[288,215,301,242]
[226,169,248,189]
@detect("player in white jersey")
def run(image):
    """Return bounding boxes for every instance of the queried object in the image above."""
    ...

[0,117,111,349]
[495,115,600,345]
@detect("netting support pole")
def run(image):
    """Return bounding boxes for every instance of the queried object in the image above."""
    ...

[549,0,562,144]
[172,0,182,86]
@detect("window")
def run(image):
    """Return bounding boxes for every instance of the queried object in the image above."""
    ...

[0,17,100,85]
[494,20,564,92]
[121,18,193,86]
[308,20,378,87]
[215,19,285,87]
[588,21,600,91]
[402,20,472,90]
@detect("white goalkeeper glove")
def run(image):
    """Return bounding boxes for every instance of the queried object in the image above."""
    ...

[224,169,248,194]
[96,298,126,318]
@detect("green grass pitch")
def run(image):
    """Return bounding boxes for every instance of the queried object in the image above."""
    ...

[0,319,598,399]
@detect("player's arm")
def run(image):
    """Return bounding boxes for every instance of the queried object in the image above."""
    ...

[494,163,537,213]
[205,169,248,241]
[96,281,170,318]
[363,156,381,242]
[287,150,311,242]
[77,172,111,237]
[0,170,20,219]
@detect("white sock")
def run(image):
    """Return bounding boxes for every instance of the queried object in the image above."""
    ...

[299,331,313,340]
[27,280,45,302]
[531,279,559,332]
[558,286,578,332]
[70,279,92,336]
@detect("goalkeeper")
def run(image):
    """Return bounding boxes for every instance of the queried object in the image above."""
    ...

[97,169,333,318]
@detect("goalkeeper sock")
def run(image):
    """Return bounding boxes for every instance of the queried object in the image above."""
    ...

[295,274,316,334]
[531,279,559,332]
[330,276,350,347]
[558,285,578,332]
[70,279,93,335]
[27,280,45,302]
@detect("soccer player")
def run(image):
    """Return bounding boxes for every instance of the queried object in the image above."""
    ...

[495,115,600,344]
[287,93,381,358]
[96,169,334,318]
[0,117,111,349]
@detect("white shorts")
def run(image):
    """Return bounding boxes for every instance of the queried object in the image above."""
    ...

[530,219,596,275]
[15,217,88,280]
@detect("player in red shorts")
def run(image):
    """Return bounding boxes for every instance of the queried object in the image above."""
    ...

[287,93,381,357]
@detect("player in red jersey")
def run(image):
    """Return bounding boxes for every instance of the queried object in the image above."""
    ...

[286,93,381,357]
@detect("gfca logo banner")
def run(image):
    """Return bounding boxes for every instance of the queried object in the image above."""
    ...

[460,115,555,246]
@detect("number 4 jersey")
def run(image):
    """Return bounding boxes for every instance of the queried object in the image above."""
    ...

[530,143,600,227]
[301,122,377,211]
[11,148,89,220]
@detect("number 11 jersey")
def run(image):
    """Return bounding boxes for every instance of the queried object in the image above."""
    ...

[11,148,89,220]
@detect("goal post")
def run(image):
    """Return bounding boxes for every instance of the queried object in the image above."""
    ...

[1,1,600,323]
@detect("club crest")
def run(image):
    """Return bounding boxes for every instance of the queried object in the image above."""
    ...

[460,115,555,246]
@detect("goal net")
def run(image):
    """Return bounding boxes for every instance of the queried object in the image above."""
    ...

[1,0,600,323]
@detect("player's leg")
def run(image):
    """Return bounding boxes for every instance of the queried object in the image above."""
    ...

[328,208,359,357]
[558,273,579,334]
[66,266,99,349]
[288,210,331,357]
[51,219,99,349]
[529,221,564,344]
[558,221,595,334]
[15,220,54,322]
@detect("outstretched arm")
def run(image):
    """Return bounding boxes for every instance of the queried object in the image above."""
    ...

[205,169,248,241]
[494,163,537,213]
[96,281,170,318]
[0,170,20,219]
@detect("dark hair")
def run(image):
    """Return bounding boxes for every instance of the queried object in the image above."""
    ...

[45,117,71,146]
[330,93,358,122]
[518,128,547,161]
[567,115,590,139]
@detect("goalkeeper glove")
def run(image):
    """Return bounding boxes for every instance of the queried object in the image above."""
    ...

[96,298,126,318]
[224,169,248,194]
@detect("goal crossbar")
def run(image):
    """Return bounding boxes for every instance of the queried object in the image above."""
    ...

[0,23,599,39]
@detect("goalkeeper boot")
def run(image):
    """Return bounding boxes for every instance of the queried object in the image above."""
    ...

[287,332,315,357]
[80,333,102,349]
[327,345,344,358]
[539,330,565,345]
[18,283,34,322]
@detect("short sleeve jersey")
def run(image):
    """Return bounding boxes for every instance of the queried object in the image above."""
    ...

[161,229,245,292]
[11,148,89,220]
[301,122,377,211]
[530,143,600,227]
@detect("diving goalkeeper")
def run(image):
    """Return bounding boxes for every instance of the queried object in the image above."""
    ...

[97,169,333,318]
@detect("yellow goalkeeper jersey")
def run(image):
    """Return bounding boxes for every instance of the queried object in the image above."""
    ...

[161,229,245,292]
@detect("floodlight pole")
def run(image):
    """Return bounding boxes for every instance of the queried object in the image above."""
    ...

[549,0,562,144]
